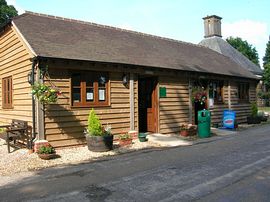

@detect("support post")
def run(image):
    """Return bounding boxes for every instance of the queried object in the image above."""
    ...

[188,78,193,124]
[130,73,135,130]
[228,80,231,110]
[36,67,45,140]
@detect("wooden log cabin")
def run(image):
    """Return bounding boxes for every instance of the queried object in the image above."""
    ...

[0,12,258,147]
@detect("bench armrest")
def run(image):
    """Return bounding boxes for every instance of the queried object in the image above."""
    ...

[7,128,27,133]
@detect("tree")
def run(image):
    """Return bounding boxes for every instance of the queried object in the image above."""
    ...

[0,0,18,27]
[226,37,260,66]
[262,40,270,91]
[263,59,270,91]
[263,40,270,67]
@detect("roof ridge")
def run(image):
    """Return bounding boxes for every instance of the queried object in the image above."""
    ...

[23,10,202,48]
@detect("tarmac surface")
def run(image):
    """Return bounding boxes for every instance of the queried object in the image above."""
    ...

[1,124,270,201]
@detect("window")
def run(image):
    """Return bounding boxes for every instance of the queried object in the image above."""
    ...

[238,83,249,102]
[209,81,224,103]
[2,76,13,109]
[71,72,109,107]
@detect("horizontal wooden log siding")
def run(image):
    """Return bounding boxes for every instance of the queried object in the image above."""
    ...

[230,81,256,123]
[159,76,189,134]
[0,26,33,126]
[44,67,137,147]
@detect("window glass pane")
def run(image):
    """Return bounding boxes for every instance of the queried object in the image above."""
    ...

[98,75,107,87]
[98,88,106,101]
[86,88,94,101]
[72,74,81,86]
[72,88,81,103]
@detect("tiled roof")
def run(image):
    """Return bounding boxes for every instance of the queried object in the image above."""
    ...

[199,36,262,76]
[11,11,257,79]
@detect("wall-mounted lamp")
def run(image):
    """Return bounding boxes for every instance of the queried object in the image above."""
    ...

[122,73,129,86]
[27,72,33,84]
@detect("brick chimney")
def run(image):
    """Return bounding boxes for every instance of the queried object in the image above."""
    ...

[203,15,222,38]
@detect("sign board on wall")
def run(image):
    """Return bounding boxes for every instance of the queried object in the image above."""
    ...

[159,87,166,98]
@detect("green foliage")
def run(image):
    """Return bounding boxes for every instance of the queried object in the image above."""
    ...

[0,0,18,26]
[226,37,260,66]
[119,133,132,140]
[262,63,270,91]
[0,127,6,133]
[31,82,60,104]
[38,146,55,154]
[257,90,270,99]
[263,40,270,67]
[87,109,103,136]
[251,102,258,117]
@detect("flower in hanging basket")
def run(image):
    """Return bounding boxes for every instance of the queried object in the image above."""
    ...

[31,82,61,104]
[192,87,207,104]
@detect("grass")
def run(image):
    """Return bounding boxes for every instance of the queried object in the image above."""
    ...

[258,107,270,113]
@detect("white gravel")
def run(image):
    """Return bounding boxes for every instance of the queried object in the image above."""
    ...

[0,139,160,176]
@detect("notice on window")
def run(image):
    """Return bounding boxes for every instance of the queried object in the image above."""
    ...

[209,98,214,108]
[86,92,93,101]
[99,89,105,101]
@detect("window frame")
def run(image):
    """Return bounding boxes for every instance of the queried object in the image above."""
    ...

[238,82,249,102]
[71,71,110,107]
[2,76,13,109]
[209,80,224,104]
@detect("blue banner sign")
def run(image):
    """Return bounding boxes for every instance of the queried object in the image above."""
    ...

[223,110,236,129]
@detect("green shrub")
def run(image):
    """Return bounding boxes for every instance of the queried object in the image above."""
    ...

[251,102,258,117]
[119,133,132,140]
[87,109,103,136]
[38,146,55,154]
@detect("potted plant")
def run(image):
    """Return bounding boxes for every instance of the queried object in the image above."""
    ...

[247,102,261,124]
[85,109,113,152]
[180,124,197,137]
[180,124,189,137]
[118,133,132,146]
[138,133,148,142]
[37,145,57,160]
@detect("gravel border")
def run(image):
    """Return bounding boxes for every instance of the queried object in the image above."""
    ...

[0,139,160,176]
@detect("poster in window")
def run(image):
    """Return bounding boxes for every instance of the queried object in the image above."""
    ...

[86,92,93,101]
[99,89,105,101]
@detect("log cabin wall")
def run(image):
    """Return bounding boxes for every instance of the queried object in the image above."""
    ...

[159,76,190,134]
[230,80,256,123]
[42,59,257,146]
[0,26,33,126]
[43,61,138,147]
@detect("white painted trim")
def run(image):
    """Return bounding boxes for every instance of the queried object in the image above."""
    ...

[11,21,37,57]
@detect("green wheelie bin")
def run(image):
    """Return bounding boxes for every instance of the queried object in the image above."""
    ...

[198,110,211,138]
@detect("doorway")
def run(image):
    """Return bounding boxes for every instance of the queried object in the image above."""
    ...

[138,77,158,133]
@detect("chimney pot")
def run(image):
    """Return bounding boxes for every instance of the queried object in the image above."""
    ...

[203,15,222,38]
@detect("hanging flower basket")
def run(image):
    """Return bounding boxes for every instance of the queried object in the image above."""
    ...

[31,82,61,104]
[192,87,207,104]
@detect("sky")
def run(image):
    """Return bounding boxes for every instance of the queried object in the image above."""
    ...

[6,0,270,66]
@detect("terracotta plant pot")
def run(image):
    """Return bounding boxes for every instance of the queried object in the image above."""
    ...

[38,153,57,160]
[119,138,132,146]
[180,130,188,137]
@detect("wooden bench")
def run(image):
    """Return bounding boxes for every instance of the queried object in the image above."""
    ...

[0,119,30,153]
